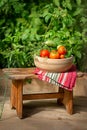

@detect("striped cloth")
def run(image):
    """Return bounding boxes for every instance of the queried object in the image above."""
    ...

[34,65,77,91]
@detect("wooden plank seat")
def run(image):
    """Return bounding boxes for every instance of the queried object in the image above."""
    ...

[2,68,84,119]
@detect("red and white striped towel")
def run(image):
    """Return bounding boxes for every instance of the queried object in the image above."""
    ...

[34,65,77,91]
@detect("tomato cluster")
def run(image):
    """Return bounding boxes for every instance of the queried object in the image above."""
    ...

[40,45,67,59]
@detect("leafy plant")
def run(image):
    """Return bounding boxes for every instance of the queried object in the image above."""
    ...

[0,0,87,71]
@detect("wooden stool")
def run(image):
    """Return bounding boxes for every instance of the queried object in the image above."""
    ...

[3,68,76,119]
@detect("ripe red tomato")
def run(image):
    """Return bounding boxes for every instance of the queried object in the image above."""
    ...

[49,50,60,59]
[60,54,65,59]
[40,49,50,57]
[57,45,67,55]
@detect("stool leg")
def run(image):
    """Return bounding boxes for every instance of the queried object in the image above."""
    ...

[57,87,64,105]
[63,89,73,115]
[16,80,23,119]
[11,80,23,119]
[11,80,17,109]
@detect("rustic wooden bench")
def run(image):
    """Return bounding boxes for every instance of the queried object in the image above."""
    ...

[3,68,84,119]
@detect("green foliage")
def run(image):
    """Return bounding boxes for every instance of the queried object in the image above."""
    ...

[0,0,87,71]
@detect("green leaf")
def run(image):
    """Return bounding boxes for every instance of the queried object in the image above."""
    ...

[62,0,72,10]
[53,0,60,7]
[76,0,81,6]
[35,34,40,41]
[22,29,29,41]
[0,19,5,26]
[75,51,82,59]
[45,13,51,23]
[73,8,83,16]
